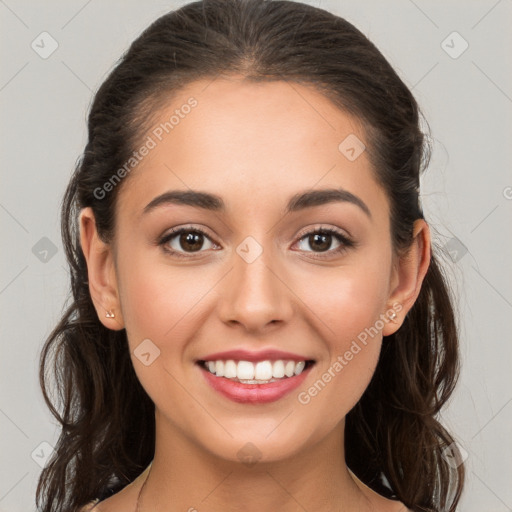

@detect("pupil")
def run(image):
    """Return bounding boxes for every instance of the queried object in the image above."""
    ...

[311,233,330,252]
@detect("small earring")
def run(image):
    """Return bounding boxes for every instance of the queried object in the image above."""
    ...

[105,310,115,319]
[389,311,397,321]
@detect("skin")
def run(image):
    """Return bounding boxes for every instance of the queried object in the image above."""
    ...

[79,76,429,512]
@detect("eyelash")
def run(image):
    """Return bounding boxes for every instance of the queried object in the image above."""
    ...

[157,225,356,260]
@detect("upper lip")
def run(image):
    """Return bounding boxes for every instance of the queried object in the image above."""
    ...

[197,349,314,363]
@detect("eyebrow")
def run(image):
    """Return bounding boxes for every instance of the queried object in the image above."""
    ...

[142,188,371,219]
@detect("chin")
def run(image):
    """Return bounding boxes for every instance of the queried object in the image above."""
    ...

[195,420,322,466]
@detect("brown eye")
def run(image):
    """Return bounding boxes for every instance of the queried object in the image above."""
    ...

[304,232,334,252]
[295,228,355,259]
[177,231,205,252]
[159,227,217,257]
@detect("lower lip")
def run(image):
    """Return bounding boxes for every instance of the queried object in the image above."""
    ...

[199,364,313,404]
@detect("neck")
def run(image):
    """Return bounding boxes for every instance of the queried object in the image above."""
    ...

[138,412,373,512]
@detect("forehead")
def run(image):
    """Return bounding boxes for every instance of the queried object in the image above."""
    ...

[116,77,388,221]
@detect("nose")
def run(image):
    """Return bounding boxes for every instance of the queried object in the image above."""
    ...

[217,243,294,334]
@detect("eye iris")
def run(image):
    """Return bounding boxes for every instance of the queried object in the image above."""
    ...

[309,232,331,252]
[180,231,203,252]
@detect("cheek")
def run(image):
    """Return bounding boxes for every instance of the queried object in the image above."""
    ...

[291,257,390,417]
[115,249,211,407]
[295,254,391,346]
[117,247,212,347]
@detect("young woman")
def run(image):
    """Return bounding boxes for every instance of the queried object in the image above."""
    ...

[36,1,465,511]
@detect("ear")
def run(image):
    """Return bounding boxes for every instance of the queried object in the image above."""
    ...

[382,219,431,336]
[79,207,125,330]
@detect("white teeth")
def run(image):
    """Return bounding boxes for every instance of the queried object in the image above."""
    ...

[272,360,285,378]
[237,360,255,380]
[294,361,306,375]
[203,359,310,381]
[284,360,295,377]
[215,360,224,377]
[224,360,237,379]
[255,361,273,380]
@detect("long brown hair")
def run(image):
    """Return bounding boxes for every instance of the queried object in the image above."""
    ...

[36,1,465,510]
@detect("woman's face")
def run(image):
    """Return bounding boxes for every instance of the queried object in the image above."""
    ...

[93,77,415,464]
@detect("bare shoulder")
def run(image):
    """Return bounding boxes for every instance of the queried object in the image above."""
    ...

[348,468,411,512]
[353,478,410,511]
[80,487,137,512]
[79,463,151,512]
[377,496,412,512]
[396,504,413,512]
[81,477,145,512]
[383,498,413,512]
[367,494,412,512]
[79,501,100,512]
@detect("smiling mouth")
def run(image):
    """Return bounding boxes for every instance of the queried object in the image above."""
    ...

[197,359,315,384]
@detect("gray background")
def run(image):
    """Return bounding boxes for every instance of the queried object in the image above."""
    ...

[1,0,511,510]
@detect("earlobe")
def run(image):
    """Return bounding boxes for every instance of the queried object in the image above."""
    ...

[79,207,125,330]
[382,219,431,337]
